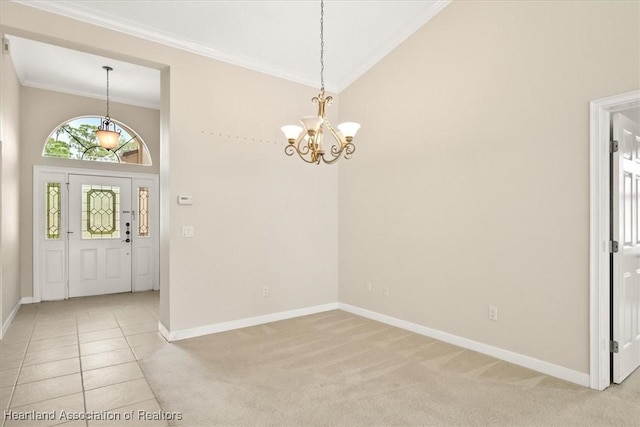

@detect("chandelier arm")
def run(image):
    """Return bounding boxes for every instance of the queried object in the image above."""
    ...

[296,133,311,156]
[323,118,353,160]
[324,119,346,146]
[320,142,355,165]
[284,144,321,164]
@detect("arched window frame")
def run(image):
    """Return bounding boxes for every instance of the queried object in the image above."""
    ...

[42,116,152,165]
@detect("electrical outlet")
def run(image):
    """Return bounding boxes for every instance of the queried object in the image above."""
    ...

[182,225,195,238]
[383,286,389,296]
[366,282,372,293]
[489,306,498,321]
[263,285,269,297]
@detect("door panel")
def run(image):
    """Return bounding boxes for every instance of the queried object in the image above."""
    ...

[613,113,640,383]
[69,175,132,298]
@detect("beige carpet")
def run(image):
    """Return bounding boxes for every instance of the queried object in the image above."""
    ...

[141,310,640,426]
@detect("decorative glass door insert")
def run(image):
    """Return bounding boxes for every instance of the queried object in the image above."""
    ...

[82,185,121,239]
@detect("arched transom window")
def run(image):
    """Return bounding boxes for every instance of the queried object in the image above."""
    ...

[43,116,152,165]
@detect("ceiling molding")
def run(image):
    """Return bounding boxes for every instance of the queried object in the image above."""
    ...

[11,0,448,94]
[335,0,451,91]
[10,0,339,92]
[21,80,160,110]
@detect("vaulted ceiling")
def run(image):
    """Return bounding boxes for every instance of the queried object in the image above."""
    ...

[7,0,450,109]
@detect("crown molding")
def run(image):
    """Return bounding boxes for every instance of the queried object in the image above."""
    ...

[335,0,451,92]
[20,80,160,110]
[10,0,340,92]
[11,0,449,94]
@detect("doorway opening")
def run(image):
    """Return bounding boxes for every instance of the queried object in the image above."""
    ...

[33,167,159,301]
[590,90,640,390]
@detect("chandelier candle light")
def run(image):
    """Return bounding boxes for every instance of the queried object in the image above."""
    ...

[96,65,121,150]
[281,0,361,165]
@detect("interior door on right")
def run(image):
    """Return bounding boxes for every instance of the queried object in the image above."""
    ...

[612,112,640,383]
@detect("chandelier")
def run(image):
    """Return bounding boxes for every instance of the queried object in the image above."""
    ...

[95,65,121,150]
[281,0,361,165]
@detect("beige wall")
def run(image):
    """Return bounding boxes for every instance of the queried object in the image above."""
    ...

[19,87,160,298]
[0,43,22,327]
[1,1,339,331]
[338,0,640,373]
[5,0,636,376]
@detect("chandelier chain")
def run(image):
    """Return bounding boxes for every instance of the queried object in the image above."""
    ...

[105,67,111,118]
[320,0,324,94]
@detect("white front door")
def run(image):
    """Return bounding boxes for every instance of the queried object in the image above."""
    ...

[612,112,640,383]
[68,174,133,297]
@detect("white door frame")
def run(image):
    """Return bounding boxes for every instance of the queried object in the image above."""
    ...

[33,165,159,302]
[590,90,640,390]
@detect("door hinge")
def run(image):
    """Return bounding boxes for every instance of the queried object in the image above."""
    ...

[609,240,619,253]
[610,340,619,353]
[610,140,619,153]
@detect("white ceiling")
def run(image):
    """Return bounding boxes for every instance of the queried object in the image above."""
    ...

[6,35,162,109]
[7,0,449,109]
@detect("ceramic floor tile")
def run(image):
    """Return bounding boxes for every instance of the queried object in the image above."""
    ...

[57,421,91,427]
[126,332,166,347]
[131,342,167,361]
[31,325,78,341]
[11,373,82,407]
[80,337,129,356]
[0,367,20,388]
[77,313,116,323]
[34,318,77,331]
[115,315,156,327]
[0,385,13,411]
[85,378,155,412]
[0,341,29,357]
[0,330,32,345]
[23,345,79,366]
[83,361,144,390]
[88,398,169,426]
[4,392,84,427]
[18,358,80,384]
[79,328,124,344]
[78,320,120,334]
[121,322,158,337]
[0,353,24,371]
[81,348,136,371]
[28,334,78,353]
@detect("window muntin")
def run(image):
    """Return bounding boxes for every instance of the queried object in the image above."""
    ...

[43,116,151,165]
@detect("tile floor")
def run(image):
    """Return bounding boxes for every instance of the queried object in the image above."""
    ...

[0,291,168,427]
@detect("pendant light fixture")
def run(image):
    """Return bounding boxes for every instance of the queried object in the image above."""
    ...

[281,0,361,165]
[96,65,121,150]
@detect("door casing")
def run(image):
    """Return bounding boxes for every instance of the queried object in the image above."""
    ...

[590,90,640,390]
[33,165,159,302]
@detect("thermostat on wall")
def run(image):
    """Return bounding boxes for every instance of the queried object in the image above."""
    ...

[177,195,194,205]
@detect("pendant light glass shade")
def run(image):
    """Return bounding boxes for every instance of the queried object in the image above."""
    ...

[281,125,303,142]
[96,127,120,150]
[337,122,361,141]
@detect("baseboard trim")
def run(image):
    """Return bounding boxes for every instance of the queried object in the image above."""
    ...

[158,321,170,341]
[338,303,590,388]
[161,302,340,342]
[1,299,23,340]
[20,297,34,304]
